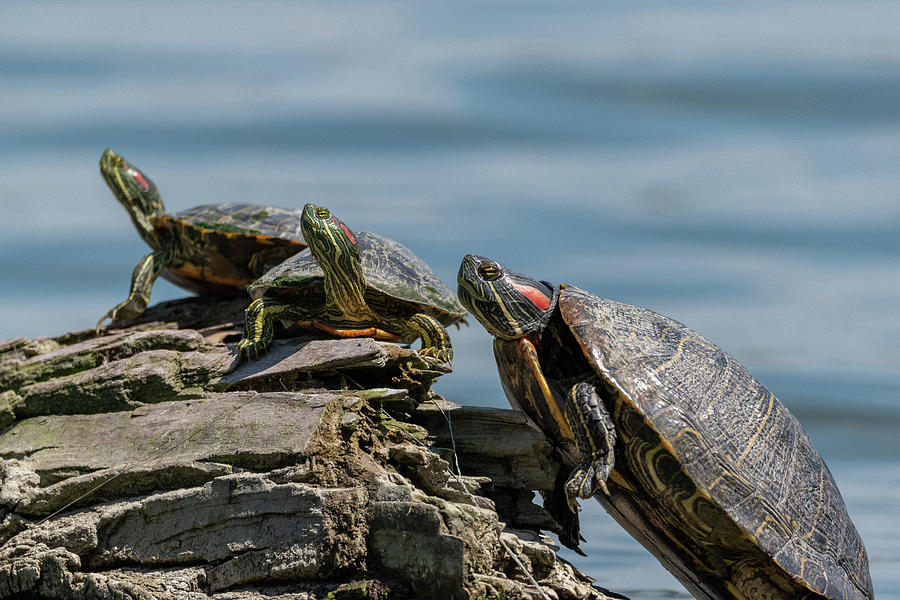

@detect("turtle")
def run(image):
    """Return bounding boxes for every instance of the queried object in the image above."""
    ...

[457,254,873,600]
[97,149,307,329]
[235,203,466,364]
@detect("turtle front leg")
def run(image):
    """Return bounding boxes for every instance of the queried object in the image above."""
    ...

[563,381,616,512]
[405,313,454,365]
[235,297,314,362]
[96,249,170,331]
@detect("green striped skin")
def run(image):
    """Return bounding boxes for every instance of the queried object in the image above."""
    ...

[235,204,464,364]
[456,256,557,340]
[98,149,306,330]
[100,148,166,248]
[302,204,369,319]
[563,382,615,510]
[236,297,296,360]
[457,254,873,600]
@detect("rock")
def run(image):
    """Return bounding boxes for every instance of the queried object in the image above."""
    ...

[219,338,450,400]
[0,392,333,517]
[411,399,569,536]
[0,392,15,430]
[0,329,209,393]
[0,296,621,600]
[220,338,390,384]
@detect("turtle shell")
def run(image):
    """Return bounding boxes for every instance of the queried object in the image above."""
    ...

[150,203,307,294]
[248,230,465,326]
[551,284,872,600]
[156,203,306,242]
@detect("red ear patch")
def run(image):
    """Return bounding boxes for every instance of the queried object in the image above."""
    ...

[129,169,151,191]
[339,222,357,245]
[512,283,551,311]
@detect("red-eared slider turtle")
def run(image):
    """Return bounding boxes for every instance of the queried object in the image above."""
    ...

[97,149,307,329]
[457,255,873,600]
[235,203,465,364]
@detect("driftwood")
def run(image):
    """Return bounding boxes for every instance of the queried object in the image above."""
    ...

[0,297,621,600]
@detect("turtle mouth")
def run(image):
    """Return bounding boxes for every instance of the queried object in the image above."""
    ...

[100,149,125,176]
[99,149,131,202]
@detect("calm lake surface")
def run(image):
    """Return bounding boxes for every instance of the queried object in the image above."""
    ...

[1,3,898,598]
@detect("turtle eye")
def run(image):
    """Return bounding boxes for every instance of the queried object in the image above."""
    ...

[478,263,502,281]
[316,208,330,219]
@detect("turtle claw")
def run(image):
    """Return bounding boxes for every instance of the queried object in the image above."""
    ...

[234,338,268,364]
[225,342,263,373]
[95,306,122,334]
[562,382,615,512]
[95,315,111,335]
[564,461,611,513]
[417,346,453,365]
[224,338,263,374]
[96,297,147,334]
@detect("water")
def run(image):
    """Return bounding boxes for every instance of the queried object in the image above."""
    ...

[1,2,898,597]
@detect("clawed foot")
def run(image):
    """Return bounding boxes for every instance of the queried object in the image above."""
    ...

[225,338,269,373]
[95,312,114,335]
[417,345,453,366]
[562,382,616,513]
[451,317,469,330]
[564,461,611,513]
[234,337,269,363]
[95,301,144,334]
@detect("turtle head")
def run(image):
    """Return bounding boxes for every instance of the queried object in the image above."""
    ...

[457,255,558,340]
[301,203,366,312]
[100,149,165,245]
[301,203,361,265]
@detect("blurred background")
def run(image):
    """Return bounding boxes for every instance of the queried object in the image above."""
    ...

[1,2,898,597]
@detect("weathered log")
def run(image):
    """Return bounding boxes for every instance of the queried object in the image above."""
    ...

[0,297,621,600]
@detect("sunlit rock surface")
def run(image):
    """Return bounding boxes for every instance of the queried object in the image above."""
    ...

[0,297,620,600]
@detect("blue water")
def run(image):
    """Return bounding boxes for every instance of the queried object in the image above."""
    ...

[1,2,898,597]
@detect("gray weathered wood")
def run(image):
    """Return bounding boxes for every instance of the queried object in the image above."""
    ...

[0,296,620,600]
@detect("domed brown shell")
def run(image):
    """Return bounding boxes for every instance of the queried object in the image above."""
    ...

[557,284,872,600]
[150,202,306,294]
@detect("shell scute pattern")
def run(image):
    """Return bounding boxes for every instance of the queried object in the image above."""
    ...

[356,232,465,317]
[251,230,465,324]
[558,285,871,598]
[150,203,307,294]
[158,202,305,241]
[705,469,756,514]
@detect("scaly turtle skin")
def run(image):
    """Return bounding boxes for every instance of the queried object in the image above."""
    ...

[457,255,873,600]
[235,204,465,364]
[98,149,307,329]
